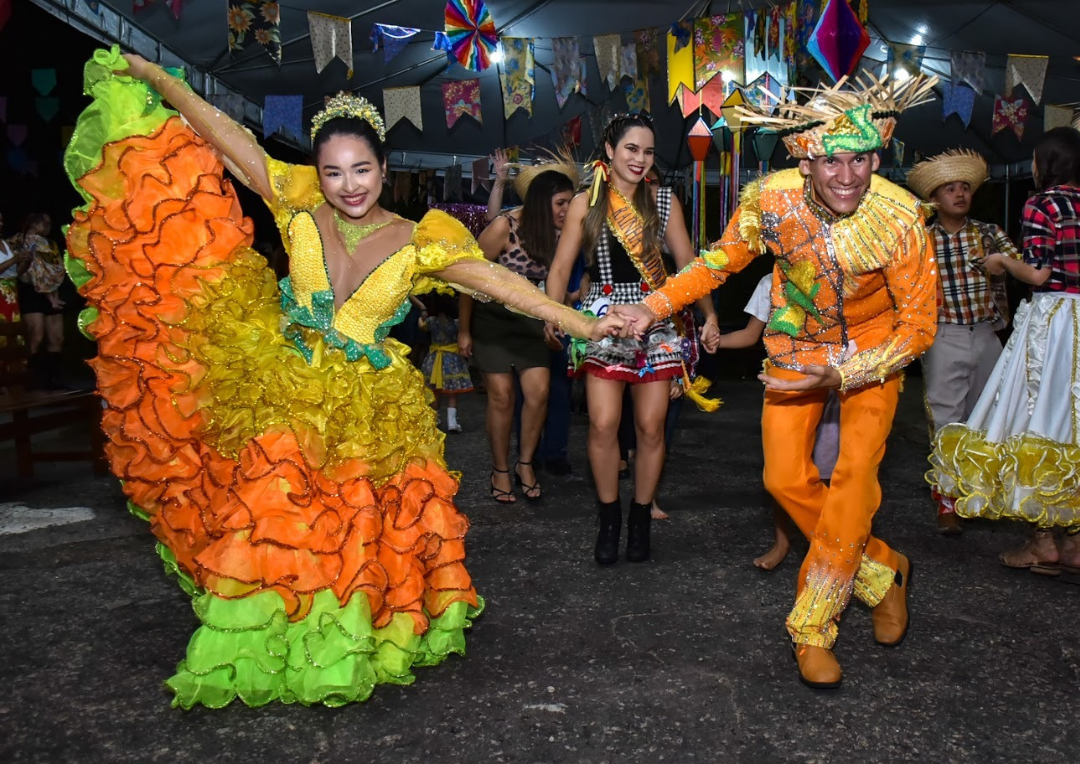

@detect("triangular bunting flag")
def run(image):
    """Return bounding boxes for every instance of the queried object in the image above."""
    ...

[701,75,726,119]
[624,74,650,113]
[942,82,976,128]
[667,22,694,104]
[7,123,27,146]
[1044,104,1075,132]
[1005,54,1049,105]
[444,163,462,201]
[471,156,490,194]
[384,86,423,132]
[635,28,660,78]
[442,79,482,128]
[263,95,302,139]
[551,38,582,109]
[887,43,925,77]
[500,38,535,118]
[35,96,59,123]
[694,15,745,92]
[228,0,281,66]
[992,95,1028,141]
[677,86,701,118]
[594,34,621,91]
[370,24,419,64]
[31,68,57,96]
[309,12,353,76]
[562,115,583,148]
[950,51,985,93]
[620,42,638,82]
[893,138,905,166]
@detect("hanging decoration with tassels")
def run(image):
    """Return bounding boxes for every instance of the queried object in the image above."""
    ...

[806,0,870,82]
[687,117,713,254]
[445,0,499,72]
[718,88,748,220]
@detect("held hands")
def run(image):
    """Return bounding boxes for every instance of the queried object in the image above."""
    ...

[589,313,627,342]
[609,303,656,340]
[699,318,720,354]
[976,253,1009,276]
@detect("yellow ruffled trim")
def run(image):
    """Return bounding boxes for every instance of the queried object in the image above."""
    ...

[928,424,1080,527]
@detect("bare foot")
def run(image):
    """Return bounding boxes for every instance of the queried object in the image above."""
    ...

[754,536,790,571]
[651,501,668,520]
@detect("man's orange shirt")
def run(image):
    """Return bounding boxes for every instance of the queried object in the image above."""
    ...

[644,169,937,391]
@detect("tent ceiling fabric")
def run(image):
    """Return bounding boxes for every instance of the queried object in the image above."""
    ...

[50,1,1080,165]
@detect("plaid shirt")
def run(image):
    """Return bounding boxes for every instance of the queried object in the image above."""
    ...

[1023,185,1080,294]
[928,219,1020,325]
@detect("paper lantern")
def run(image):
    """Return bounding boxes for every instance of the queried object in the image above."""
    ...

[719,87,748,132]
[752,130,781,162]
[445,0,498,72]
[807,0,870,82]
[687,117,713,162]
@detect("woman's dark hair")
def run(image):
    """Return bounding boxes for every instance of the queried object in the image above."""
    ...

[1033,127,1080,191]
[21,212,50,236]
[581,114,661,262]
[518,170,574,268]
[421,291,458,319]
[312,117,386,168]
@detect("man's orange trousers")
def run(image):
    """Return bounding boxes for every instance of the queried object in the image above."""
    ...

[762,369,902,649]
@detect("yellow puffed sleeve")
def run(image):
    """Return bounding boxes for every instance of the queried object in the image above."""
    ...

[265,157,325,227]
[410,209,489,295]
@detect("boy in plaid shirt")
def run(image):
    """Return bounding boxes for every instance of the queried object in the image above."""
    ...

[907,150,1021,534]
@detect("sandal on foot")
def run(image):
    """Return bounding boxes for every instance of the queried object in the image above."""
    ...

[999,536,1058,571]
[514,461,542,502]
[490,467,516,504]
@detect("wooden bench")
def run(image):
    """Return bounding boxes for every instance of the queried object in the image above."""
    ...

[0,321,108,478]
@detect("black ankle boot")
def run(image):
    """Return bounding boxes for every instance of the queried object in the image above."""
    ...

[594,497,621,565]
[626,501,652,562]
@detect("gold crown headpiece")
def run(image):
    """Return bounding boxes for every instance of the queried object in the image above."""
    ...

[737,71,938,159]
[311,92,387,143]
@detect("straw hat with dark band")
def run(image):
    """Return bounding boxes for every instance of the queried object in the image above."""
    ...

[512,146,581,199]
[906,149,988,200]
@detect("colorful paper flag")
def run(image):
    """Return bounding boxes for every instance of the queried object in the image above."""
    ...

[667,22,694,104]
[624,74,650,114]
[31,69,57,96]
[443,163,462,201]
[562,116,582,148]
[499,38,535,118]
[35,97,59,123]
[594,34,621,90]
[620,43,638,82]
[309,12,353,75]
[694,15,745,91]
[942,82,976,128]
[370,24,419,64]
[888,43,925,78]
[992,95,1028,141]
[442,79,482,128]
[950,50,985,93]
[1044,104,1076,132]
[635,28,660,78]
[471,156,491,194]
[384,86,423,132]
[551,37,583,109]
[1005,54,1049,105]
[228,0,281,66]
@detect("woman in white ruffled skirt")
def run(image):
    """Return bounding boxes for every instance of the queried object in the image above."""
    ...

[928,126,1080,574]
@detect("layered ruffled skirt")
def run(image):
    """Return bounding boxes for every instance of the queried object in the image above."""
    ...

[928,291,1080,528]
[64,49,481,708]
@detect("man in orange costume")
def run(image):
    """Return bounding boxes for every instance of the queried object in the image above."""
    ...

[617,75,938,688]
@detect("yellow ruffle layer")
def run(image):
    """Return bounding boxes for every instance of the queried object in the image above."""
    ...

[928,423,1080,527]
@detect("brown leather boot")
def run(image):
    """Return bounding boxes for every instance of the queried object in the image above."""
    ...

[793,644,842,688]
[872,553,912,646]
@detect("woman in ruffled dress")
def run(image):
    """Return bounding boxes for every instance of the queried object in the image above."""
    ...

[928,126,1080,574]
[63,48,623,709]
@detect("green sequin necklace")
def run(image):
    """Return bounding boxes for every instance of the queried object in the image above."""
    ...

[334,209,395,253]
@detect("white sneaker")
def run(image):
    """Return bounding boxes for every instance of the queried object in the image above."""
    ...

[447,407,461,433]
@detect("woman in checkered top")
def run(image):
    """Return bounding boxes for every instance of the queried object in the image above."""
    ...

[928,126,1080,575]
[544,114,719,566]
